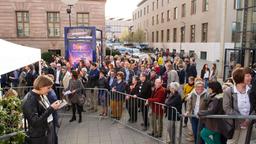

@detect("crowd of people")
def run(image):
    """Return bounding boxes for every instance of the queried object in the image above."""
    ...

[1,51,256,144]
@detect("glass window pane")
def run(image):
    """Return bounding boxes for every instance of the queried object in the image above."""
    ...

[48,23,53,28]
[55,28,60,36]
[17,13,22,22]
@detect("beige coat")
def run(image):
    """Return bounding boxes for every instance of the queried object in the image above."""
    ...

[186,89,208,115]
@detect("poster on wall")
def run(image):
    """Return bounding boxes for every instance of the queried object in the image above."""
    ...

[68,40,93,66]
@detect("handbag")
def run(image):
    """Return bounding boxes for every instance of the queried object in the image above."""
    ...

[222,88,235,139]
[221,119,235,139]
[78,95,86,106]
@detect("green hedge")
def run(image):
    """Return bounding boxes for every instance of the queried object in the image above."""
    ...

[105,48,121,56]
[0,95,25,144]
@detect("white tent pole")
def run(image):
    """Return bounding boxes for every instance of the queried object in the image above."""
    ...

[39,60,42,75]
[0,75,2,99]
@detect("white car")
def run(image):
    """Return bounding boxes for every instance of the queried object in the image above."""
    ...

[132,53,149,60]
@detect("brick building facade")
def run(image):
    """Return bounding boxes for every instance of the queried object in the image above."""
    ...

[0,0,106,56]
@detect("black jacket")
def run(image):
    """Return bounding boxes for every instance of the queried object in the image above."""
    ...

[165,92,182,121]
[98,77,109,89]
[186,64,197,80]
[137,80,151,99]
[22,91,55,142]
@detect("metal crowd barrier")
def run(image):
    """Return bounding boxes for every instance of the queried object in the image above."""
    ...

[105,90,182,144]
[0,131,24,142]
[6,87,187,144]
[5,86,256,144]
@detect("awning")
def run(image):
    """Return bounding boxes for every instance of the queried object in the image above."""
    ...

[0,39,41,75]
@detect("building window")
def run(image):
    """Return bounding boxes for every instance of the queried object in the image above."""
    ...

[200,51,207,60]
[182,3,186,17]
[191,0,197,15]
[167,10,170,21]
[180,50,185,55]
[181,26,185,42]
[140,10,142,17]
[234,0,242,9]
[152,31,155,42]
[152,2,155,11]
[190,25,196,42]
[174,7,178,19]
[202,23,208,42]
[144,7,146,15]
[167,29,170,42]
[189,50,195,56]
[156,14,159,24]
[232,22,241,42]
[173,28,177,42]
[48,49,61,56]
[161,12,164,23]
[202,0,209,12]
[152,16,154,25]
[157,0,159,9]
[16,11,30,37]
[147,5,149,13]
[156,31,159,42]
[161,0,164,6]
[47,12,60,37]
[77,12,89,26]
[161,30,164,42]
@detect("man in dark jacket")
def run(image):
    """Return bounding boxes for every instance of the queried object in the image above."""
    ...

[186,58,197,83]
[88,63,99,112]
[134,73,151,131]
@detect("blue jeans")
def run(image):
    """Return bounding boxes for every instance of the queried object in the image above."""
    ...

[191,117,205,144]
[204,78,209,89]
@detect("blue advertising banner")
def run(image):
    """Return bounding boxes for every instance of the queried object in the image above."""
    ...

[64,26,98,68]
[68,41,93,66]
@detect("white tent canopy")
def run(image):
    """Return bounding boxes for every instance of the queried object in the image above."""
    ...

[0,39,41,75]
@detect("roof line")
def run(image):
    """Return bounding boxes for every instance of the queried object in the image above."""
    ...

[137,0,147,7]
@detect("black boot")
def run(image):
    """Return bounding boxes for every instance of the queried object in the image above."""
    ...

[69,116,76,122]
[78,115,82,123]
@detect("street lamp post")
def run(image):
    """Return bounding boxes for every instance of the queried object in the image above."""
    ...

[61,0,79,27]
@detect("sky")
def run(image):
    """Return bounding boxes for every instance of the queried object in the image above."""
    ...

[105,0,140,19]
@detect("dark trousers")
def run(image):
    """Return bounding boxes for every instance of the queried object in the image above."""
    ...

[140,101,149,127]
[54,84,61,100]
[71,103,82,119]
[48,122,56,144]
[126,98,138,122]
[183,101,188,125]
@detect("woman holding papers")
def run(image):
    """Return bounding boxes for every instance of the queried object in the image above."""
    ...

[22,75,61,144]
[64,70,85,123]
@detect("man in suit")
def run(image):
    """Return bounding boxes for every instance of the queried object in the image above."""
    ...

[121,61,134,85]
[134,73,151,131]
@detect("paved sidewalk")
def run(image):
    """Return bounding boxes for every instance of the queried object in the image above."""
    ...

[58,112,162,144]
